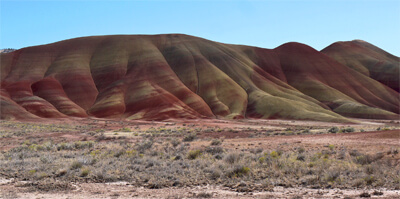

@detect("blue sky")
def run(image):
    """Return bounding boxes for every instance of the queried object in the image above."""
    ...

[1,0,399,55]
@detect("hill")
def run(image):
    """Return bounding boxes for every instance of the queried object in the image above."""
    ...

[322,40,399,92]
[1,34,398,121]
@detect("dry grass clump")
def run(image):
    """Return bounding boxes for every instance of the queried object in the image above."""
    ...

[224,153,241,164]
[210,139,222,146]
[183,133,197,142]
[187,150,202,160]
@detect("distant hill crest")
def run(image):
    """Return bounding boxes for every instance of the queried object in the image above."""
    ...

[0,48,16,53]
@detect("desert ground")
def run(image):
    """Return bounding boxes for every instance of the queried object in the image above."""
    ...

[1,118,399,199]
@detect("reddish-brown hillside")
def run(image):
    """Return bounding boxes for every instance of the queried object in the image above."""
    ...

[1,34,398,121]
[322,40,399,92]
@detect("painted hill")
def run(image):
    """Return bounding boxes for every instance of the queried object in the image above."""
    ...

[1,34,399,122]
[322,40,399,92]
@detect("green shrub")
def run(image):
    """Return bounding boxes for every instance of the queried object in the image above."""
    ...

[302,129,310,133]
[343,127,355,133]
[28,169,37,175]
[355,155,373,165]
[120,127,131,132]
[296,154,305,161]
[227,165,250,177]
[270,151,280,158]
[183,133,197,142]
[187,150,202,160]
[328,127,339,133]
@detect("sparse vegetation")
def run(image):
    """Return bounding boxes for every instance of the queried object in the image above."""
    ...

[342,127,355,133]
[187,149,202,160]
[3,137,396,191]
[328,127,339,133]
[210,139,222,146]
[119,127,132,132]
[183,133,197,142]
[0,120,399,197]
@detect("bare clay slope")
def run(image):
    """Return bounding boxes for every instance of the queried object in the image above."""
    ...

[322,40,400,92]
[1,34,398,121]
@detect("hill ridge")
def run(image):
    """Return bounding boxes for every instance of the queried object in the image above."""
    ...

[1,34,398,122]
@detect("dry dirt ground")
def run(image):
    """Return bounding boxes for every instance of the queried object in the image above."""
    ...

[1,118,399,199]
[1,180,400,199]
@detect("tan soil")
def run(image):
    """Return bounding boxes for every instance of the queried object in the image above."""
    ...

[1,179,400,199]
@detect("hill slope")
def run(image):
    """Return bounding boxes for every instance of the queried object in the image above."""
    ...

[1,34,398,121]
[322,40,400,92]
